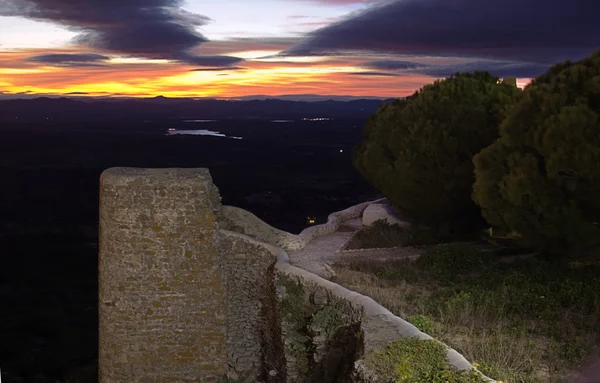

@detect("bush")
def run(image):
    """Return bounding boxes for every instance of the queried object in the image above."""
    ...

[354,72,521,233]
[415,244,489,280]
[365,337,484,383]
[473,50,600,254]
[345,220,440,249]
[408,314,435,334]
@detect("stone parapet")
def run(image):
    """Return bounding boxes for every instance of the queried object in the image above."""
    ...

[98,167,226,383]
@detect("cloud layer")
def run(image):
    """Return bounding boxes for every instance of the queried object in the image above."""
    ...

[414,61,551,79]
[357,59,551,78]
[25,53,110,67]
[0,0,243,66]
[285,0,600,64]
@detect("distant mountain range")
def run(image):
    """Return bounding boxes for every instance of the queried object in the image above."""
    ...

[0,93,395,102]
[0,95,399,121]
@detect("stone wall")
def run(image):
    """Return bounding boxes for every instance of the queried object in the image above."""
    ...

[99,167,227,382]
[98,167,492,383]
[274,244,493,383]
[219,230,286,382]
[276,273,364,383]
[219,205,304,251]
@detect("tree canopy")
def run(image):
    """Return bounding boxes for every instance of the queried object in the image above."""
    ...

[473,51,600,253]
[354,71,521,232]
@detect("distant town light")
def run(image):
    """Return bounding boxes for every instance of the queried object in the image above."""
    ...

[301,117,331,121]
[339,149,343,153]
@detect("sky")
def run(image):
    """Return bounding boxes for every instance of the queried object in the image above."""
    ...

[0,0,598,99]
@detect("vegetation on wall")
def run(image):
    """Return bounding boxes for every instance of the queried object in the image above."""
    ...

[353,72,521,233]
[275,274,363,383]
[473,50,600,254]
[261,263,287,382]
[276,275,314,375]
[364,337,484,383]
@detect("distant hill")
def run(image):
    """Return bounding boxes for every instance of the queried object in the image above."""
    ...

[232,94,392,102]
[0,96,398,122]
[0,92,395,102]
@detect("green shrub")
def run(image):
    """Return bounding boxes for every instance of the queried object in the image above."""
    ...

[365,337,484,382]
[346,220,440,249]
[473,50,600,255]
[353,72,521,232]
[415,244,489,280]
[414,368,485,383]
[408,314,434,334]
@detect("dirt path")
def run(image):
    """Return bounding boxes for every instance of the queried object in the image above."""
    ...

[287,218,361,278]
[288,218,423,278]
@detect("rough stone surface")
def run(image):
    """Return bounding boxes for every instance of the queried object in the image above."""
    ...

[97,168,493,383]
[361,203,412,227]
[99,167,226,383]
[219,205,304,251]
[276,273,363,383]
[298,200,384,246]
[219,230,285,382]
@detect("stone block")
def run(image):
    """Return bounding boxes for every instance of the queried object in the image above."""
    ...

[361,203,412,227]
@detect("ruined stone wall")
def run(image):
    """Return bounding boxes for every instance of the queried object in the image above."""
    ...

[99,168,226,383]
[276,273,364,383]
[219,205,304,251]
[98,167,490,383]
[219,230,286,382]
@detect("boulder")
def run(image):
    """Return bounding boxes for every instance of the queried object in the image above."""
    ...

[362,203,412,227]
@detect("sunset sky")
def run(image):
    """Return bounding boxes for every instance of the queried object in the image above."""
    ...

[0,0,598,99]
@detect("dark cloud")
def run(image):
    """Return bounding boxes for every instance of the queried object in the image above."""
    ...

[293,0,379,4]
[183,56,244,67]
[362,60,427,70]
[190,66,246,71]
[357,58,547,78]
[414,61,550,79]
[284,0,600,64]
[0,0,243,66]
[65,92,90,95]
[348,71,399,76]
[227,37,302,48]
[25,53,110,67]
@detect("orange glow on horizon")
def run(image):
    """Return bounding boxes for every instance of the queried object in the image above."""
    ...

[0,48,533,99]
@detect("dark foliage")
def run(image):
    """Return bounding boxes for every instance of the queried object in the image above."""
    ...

[353,72,521,232]
[473,51,600,254]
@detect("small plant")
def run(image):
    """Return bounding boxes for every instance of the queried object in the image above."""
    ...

[311,302,347,340]
[276,275,314,375]
[276,275,307,330]
[408,314,434,335]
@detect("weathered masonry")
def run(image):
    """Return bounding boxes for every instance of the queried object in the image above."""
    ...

[99,168,283,383]
[98,167,491,383]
